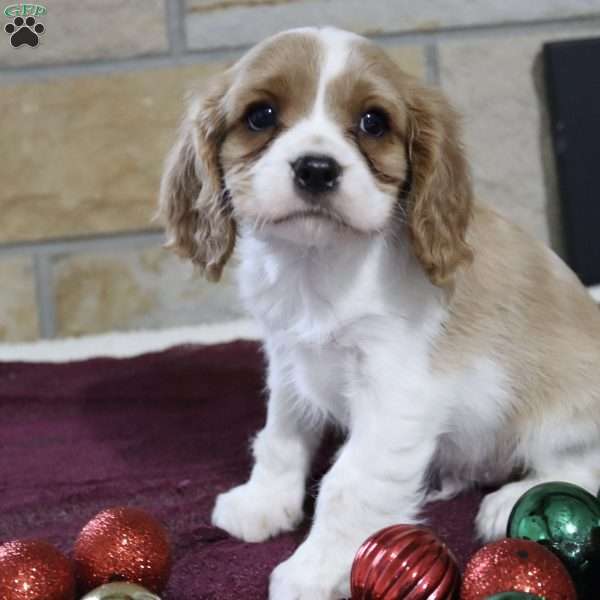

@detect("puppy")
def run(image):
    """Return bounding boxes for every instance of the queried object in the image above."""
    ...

[159,27,600,599]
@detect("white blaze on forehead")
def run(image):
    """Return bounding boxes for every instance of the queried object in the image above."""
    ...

[312,28,361,118]
[279,28,361,161]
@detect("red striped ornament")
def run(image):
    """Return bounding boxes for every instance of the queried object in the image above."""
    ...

[351,524,460,599]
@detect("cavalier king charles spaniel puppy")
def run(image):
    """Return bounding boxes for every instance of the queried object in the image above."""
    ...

[159,27,600,599]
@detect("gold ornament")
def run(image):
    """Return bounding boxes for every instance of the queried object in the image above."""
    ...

[80,582,161,599]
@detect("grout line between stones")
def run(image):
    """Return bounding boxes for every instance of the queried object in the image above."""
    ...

[372,13,600,47]
[33,254,57,339]
[165,0,188,56]
[0,231,164,259]
[0,14,599,82]
[424,44,441,86]
[0,49,242,83]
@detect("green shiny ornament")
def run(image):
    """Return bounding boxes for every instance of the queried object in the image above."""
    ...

[485,594,543,600]
[80,582,161,600]
[507,481,600,597]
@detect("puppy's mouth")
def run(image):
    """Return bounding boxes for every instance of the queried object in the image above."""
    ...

[271,208,348,228]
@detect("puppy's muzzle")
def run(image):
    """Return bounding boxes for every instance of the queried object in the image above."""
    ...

[292,154,342,199]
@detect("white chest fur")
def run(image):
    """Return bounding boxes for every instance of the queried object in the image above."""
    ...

[237,229,441,425]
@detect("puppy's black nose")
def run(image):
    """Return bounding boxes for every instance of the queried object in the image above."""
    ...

[292,154,341,196]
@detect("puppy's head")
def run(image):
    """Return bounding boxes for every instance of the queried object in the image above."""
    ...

[159,27,473,285]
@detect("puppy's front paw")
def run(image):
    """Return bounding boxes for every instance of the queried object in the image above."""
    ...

[212,480,304,543]
[269,544,350,600]
[476,482,531,541]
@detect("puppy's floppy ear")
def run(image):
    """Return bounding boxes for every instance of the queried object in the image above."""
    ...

[405,85,473,287]
[158,74,235,282]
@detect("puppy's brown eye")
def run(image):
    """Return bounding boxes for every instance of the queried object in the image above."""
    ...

[360,110,389,137]
[246,103,278,132]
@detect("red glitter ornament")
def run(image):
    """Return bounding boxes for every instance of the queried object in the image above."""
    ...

[73,507,172,594]
[350,524,460,599]
[0,540,76,600]
[461,538,577,600]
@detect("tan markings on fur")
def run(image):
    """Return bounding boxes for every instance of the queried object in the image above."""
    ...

[406,84,473,287]
[327,38,473,286]
[326,41,409,195]
[221,32,322,170]
[160,31,321,282]
[158,73,236,282]
[432,203,600,431]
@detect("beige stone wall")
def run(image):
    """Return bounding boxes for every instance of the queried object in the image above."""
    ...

[1,1,599,341]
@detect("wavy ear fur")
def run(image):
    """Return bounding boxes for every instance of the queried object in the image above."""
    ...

[158,75,235,282]
[406,85,473,287]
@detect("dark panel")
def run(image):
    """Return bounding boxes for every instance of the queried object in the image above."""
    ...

[544,37,600,287]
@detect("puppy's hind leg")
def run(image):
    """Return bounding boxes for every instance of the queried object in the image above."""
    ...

[476,448,600,542]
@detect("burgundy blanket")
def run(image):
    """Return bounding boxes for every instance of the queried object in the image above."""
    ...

[0,340,483,599]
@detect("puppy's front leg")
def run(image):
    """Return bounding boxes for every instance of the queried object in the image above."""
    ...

[270,397,437,599]
[212,347,322,543]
